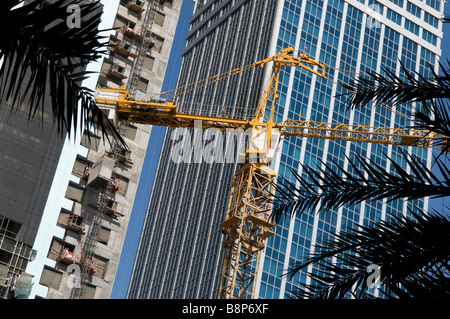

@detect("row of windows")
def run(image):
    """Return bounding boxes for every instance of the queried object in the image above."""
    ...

[404,18,420,36]
[386,7,402,25]
[368,2,439,47]
[422,29,438,46]
[406,1,421,18]
[131,0,280,298]
[262,0,436,298]
[389,0,441,11]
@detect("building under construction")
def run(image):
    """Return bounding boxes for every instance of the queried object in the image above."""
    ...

[0,0,182,299]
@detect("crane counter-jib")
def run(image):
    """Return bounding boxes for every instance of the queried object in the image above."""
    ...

[114,105,252,130]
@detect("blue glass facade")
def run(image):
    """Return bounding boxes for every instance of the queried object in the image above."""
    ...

[127,0,443,299]
[257,0,442,298]
[127,0,278,299]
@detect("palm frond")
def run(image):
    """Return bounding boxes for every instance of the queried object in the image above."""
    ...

[285,211,450,299]
[341,61,450,111]
[413,97,450,153]
[443,14,450,24]
[0,0,125,146]
[269,150,450,223]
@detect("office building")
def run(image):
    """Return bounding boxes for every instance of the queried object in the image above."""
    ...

[0,0,182,299]
[127,0,443,298]
[0,75,66,299]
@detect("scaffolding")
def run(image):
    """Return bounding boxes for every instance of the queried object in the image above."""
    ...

[68,0,158,299]
[69,124,127,299]
[127,0,159,99]
[0,222,36,299]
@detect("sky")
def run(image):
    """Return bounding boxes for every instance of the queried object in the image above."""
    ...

[110,1,450,299]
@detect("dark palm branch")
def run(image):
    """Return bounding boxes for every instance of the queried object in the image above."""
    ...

[342,61,450,110]
[0,0,125,146]
[277,12,450,301]
[414,97,450,153]
[285,211,450,299]
[270,151,450,223]
[341,61,450,149]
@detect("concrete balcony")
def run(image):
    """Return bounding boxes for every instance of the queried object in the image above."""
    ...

[87,156,116,189]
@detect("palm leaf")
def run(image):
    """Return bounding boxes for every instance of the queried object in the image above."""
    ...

[0,0,125,146]
[285,211,450,299]
[269,150,450,223]
[341,61,450,110]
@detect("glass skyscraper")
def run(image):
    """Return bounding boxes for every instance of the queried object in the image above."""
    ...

[127,0,443,299]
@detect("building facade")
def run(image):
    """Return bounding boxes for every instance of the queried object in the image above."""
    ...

[127,0,443,299]
[0,75,66,299]
[12,0,183,299]
[0,0,98,299]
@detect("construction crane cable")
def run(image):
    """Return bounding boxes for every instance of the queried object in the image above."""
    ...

[144,52,415,126]
[154,62,262,101]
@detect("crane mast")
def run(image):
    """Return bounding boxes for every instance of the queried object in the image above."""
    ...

[94,47,447,299]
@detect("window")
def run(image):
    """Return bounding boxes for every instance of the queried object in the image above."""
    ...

[0,264,8,286]
[101,60,112,73]
[152,35,164,53]
[143,55,155,71]
[406,1,421,18]
[92,255,108,279]
[404,19,419,36]
[57,209,85,233]
[424,11,439,28]
[390,0,403,8]
[71,155,90,178]
[386,8,402,26]
[113,15,129,29]
[65,182,85,203]
[137,77,149,92]
[39,267,63,290]
[0,216,22,239]
[425,0,440,11]
[422,29,437,46]
[56,208,71,228]
[124,124,138,141]
[0,250,12,265]
[114,175,129,197]
[47,238,65,261]
[155,11,165,27]
[80,131,101,151]
[80,284,96,299]
[98,227,111,245]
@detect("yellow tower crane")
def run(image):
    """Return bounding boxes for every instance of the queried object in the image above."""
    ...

[94,47,447,299]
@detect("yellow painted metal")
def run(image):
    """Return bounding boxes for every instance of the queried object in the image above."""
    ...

[94,54,445,151]
[93,47,448,300]
[218,163,276,299]
[247,47,327,161]
[277,119,444,149]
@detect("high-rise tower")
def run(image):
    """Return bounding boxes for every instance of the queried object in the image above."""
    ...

[127,0,444,299]
[6,0,183,299]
